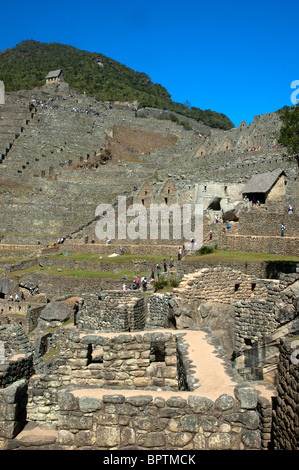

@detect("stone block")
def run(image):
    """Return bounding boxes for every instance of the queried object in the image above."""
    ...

[166,431,193,448]
[57,430,75,445]
[215,394,235,411]
[96,426,120,447]
[180,415,200,432]
[58,413,92,430]
[136,431,166,448]
[121,426,136,446]
[234,385,258,409]
[241,429,261,449]
[78,396,102,413]
[208,432,240,450]
[188,396,214,413]
[133,377,149,387]
[97,413,118,426]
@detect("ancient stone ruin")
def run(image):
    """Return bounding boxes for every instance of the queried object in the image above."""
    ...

[0,84,298,451]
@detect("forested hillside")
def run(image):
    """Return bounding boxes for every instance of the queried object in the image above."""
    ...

[0,40,234,130]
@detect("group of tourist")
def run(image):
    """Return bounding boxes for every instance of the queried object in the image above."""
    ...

[122,275,148,292]
[239,145,277,153]
[121,256,176,292]
[8,286,39,302]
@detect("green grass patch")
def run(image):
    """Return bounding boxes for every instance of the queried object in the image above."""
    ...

[153,275,180,292]
[52,252,176,265]
[43,347,59,360]
[185,249,299,264]
[45,267,138,279]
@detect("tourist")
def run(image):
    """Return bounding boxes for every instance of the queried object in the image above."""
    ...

[122,284,127,291]
[169,257,174,268]
[151,269,155,281]
[209,231,213,240]
[163,259,167,273]
[73,301,79,326]
[142,277,147,292]
[156,265,160,279]
[178,248,182,260]
[281,223,286,237]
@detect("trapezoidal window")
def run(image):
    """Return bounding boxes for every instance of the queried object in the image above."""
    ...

[150,341,166,362]
[207,197,222,210]
[87,344,103,365]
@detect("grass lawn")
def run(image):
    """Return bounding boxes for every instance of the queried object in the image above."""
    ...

[51,252,175,264]
[184,249,299,264]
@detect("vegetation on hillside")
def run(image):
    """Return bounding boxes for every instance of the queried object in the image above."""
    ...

[0,40,234,130]
[278,105,299,161]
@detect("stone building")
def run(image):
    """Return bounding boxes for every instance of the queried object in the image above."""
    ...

[45,69,65,85]
[241,169,286,204]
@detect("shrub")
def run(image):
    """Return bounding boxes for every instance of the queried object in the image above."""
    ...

[153,276,168,291]
[197,245,215,255]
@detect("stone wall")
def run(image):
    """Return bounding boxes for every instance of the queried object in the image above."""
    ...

[25,330,183,424]
[0,301,45,333]
[78,291,145,331]
[272,338,299,450]
[0,356,33,388]
[174,267,267,313]
[146,294,170,329]
[219,234,299,257]
[0,379,28,441]
[53,383,267,450]
[0,324,47,375]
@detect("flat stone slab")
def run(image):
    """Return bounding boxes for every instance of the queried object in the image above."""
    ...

[14,427,58,447]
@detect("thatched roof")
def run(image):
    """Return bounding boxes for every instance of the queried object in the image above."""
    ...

[241,169,285,195]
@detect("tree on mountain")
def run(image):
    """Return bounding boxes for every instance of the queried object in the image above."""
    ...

[0,40,234,130]
[278,105,299,164]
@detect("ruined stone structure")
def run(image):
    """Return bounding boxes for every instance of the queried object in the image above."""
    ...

[0,261,298,450]
[0,85,298,451]
[0,86,297,249]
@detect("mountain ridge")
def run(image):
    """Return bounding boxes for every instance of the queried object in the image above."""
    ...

[0,39,234,130]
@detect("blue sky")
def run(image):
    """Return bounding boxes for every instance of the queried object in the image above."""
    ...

[0,0,298,127]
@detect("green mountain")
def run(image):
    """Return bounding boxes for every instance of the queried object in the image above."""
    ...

[0,40,234,130]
